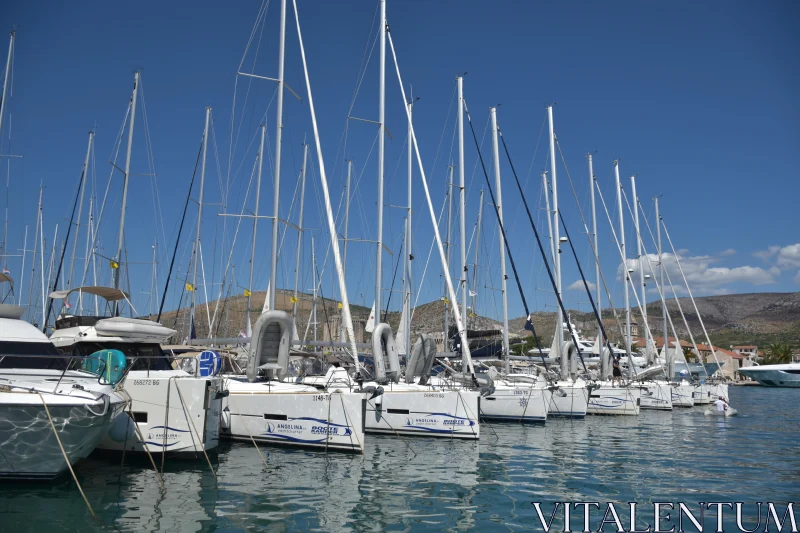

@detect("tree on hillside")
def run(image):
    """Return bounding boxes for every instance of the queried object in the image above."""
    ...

[762,343,792,365]
[682,346,699,363]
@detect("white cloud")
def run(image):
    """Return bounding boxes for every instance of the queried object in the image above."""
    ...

[776,243,800,269]
[720,248,737,257]
[619,251,778,292]
[754,245,780,261]
[567,280,596,291]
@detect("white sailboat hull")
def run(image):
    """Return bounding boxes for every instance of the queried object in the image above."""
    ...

[548,379,589,419]
[693,384,713,405]
[586,382,641,416]
[100,370,224,455]
[223,378,365,453]
[671,382,695,407]
[364,386,481,440]
[479,380,550,423]
[639,381,673,411]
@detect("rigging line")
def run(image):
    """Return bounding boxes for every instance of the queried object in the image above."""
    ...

[327,2,380,187]
[592,176,646,349]
[137,79,168,259]
[464,106,559,369]
[410,184,448,320]
[383,231,404,320]
[212,154,258,320]
[497,126,589,371]
[554,137,627,342]
[557,210,616,357]
[78,100,130,288]
[157,139,203,322]
[228,0,271,182]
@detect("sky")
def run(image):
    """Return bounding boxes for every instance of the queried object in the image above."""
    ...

[0,0,798,329]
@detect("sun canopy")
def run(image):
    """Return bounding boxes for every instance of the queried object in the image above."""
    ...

[49,285,130,302]
[0,272,13,284]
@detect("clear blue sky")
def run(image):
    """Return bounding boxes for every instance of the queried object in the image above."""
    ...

[1,1,798,327]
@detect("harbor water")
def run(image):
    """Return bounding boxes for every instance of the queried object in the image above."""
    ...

[0,386,797,532]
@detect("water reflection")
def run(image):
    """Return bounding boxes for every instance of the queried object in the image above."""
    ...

[0,387,797,532]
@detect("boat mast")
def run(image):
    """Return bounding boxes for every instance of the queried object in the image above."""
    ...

[67,131,94,289]
[656,197,671,378]
[490,107,510,373]
[292,143,309,337]
[17,225,26,306]
[403,97,413,355]
[340,159,352,344]
[292,0,361,372]
[374,0,386,325]
[150,243,157,316]
[615,161,632,361]
[113,71,139,315]
[247,125,266,333]
[547,106,566,380]
[0,31,14,143]
[631,175,648,364]
[269,0,287,312]
[190,107,210,332]
[443,165,453,344]
[471,188,483,324]
[457,76,468,372]
[589,154,605,378]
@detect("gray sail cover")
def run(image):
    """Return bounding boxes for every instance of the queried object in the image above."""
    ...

[247,310,292,382]
[405,334,437,384]
[371,322,400,384]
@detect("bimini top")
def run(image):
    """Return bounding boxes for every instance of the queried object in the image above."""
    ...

[0,272,13,285]
[49,286,130,302]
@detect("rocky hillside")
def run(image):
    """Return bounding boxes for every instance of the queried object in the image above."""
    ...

[153,290,800,348]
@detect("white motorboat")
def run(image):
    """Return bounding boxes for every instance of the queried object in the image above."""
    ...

[49,287,224,456]
[222,310,365,453]
[0,304,126,479]
[738,363,800,387]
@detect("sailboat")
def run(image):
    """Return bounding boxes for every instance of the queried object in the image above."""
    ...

[49,74,225,456]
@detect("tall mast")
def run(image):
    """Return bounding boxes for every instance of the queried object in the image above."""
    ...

[269,0,287,311]
[615,161,632,359]
[150,244,157,316]
[292,0,361,372]
[191,107,211,330]
[443,165,453,344]
[0,31,14,143]
[656,196,671,378]
[17,225,27,306]
[547,105,566,380]
[403,98,413,355]
[490,107,510,373]
[471,189,483,323]
[589,154,605,378]
[374,0,386,324]
[457,76,468,372]
[247,125,266,331]
[292,143,309,335]
[113,71,139,314]
[67,131,94,289]
[26,188,42,320]
[340,159,352,343]
[631,175,648,364]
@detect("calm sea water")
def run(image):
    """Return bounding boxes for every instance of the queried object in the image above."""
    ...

[1,386,797,532]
